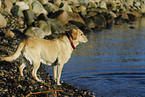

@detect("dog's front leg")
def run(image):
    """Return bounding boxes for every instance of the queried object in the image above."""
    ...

[56,64,64,85]
[53,65,57,82]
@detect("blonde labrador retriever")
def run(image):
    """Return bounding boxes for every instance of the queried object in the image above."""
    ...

[1,29,88,85]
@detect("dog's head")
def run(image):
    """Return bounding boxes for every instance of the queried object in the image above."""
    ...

[72,29,88,43]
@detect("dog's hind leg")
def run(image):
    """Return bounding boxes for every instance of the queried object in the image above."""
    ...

[19,58,27,77]
[32,60,44,83]
[19,63,26,76]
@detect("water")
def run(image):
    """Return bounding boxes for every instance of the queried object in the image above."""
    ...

[61,18,145,97]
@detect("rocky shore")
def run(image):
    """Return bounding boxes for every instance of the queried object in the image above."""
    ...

[0,0,145,96]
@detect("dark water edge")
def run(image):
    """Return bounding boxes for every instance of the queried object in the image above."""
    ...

[54,17,145,97]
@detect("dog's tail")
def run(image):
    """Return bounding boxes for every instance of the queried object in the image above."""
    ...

[1,41,25,62]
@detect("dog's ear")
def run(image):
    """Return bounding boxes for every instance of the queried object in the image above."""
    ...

[72,29,77,40]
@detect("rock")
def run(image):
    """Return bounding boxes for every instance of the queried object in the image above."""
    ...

[49,10,85,26]
[83,18,95,29]
[23,10,36,26]
[102,12,114,28]
[108,11,117,18]
[75,5,86,14]
[32,1,48,16]
[0,0,1,8]
[17,17,25,27]
[3,0,13,13]
[24,27,45,38]
[87,11,97,17]
[22,0,33,9]
[99,1,107,9]
[43,2,59,13]
[0,14,7,28]
[49,10,69,25]
[11,5,23,17]
[141,4,145,14]
[60,1,73,12]
[78,0,89,5]
[70,0,79,5]
[15,2,29,10]
[9,0,16,3]
[88,1,97,8]
[46,18,65,35]
[115,9,129,23]
[93,13,106,30]
[4,29,15,38]
[132,10,142,18]
[127,13,136,21]
[38,0,48,5]
[34,20,51,36]
[119,9,129,20]
[67,11,85,25]
[53,0,62,7]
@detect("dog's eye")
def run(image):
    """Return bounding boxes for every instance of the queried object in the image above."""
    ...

[81,34,83,36]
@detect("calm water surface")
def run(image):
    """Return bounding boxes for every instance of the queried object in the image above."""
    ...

[61,18,145,97]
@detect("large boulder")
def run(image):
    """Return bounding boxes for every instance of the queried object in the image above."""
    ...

[127,13,136,21]
[9,0,16,3]
[102,12,114,28]
[23,10,36,26]
[49,10,85,26]
[108,11,117,18]
[11,5,23,17]
[92,13,106,30]
[0,14,7,28]
[53,0,62,7]
[3,0,13,13]
[38,0,48,5]
[59,1,73,12]
[24,27,45,38]
[74,5,87,16]
[128,8,142,18]
[22,0,33,9]
[99,1,107,9]
[88,1,97,8]
[78,0,89,5]
[49,10,70,25]
[46,18,65,35]
[15,2,29,10]
[67,11,85,25]
[32,1,48,16]
[34,20,51,36]
[43,2,59,13]
[83,17,95,29]
[141,4,145,14]
[0,0,1,8]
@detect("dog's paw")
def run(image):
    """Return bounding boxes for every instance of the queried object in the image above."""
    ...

[0,57,8,61]
[0,57,4,61]
[57,82,62,86]
[40,80,45,84]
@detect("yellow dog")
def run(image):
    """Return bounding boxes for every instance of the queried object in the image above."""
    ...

[1,29,88,85]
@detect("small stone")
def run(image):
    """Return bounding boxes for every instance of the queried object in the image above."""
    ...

[0,14,7,28]
[4,29,15,38]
